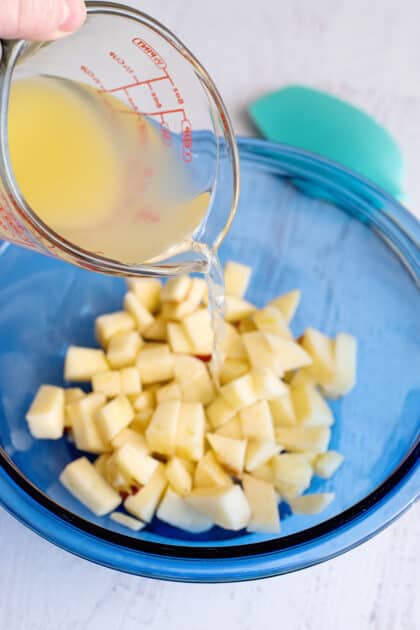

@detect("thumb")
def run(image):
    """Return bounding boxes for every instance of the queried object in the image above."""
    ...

[0,0,86,41]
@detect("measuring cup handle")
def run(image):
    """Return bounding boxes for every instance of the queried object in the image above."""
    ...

[0,39,42,68]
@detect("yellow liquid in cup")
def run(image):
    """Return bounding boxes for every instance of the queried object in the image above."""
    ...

[8,76,209,264]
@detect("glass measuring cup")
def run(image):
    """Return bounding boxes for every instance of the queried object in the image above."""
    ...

[0,2,239,277]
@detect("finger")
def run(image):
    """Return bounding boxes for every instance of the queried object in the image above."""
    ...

[0,0,86,41]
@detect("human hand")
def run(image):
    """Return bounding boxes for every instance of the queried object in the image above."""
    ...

[0,0,86,41]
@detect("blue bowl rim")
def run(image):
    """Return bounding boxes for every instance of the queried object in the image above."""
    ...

[0,137,419,581]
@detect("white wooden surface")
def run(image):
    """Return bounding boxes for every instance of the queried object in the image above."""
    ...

[1,1,419,628]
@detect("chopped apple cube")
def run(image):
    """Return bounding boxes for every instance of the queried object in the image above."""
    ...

[104,453,130,492]
[124,464,167,522]
[110,511,146,531]
[299,451,320,466]
[136,345,174,384]
[69,393,110,453]
[26,385,65,439]
[110,428,147,452]
[242,474,280,534]
[239,400,275,442]
[252,306,292,339]
[156,382,182,404]
[288,492,335,514]
[157,487,213,532]
[289,368,315,387]
[64,346,109,382]
[322,333,357,398]
[95,395,134,442]
[206,396,236,430]
[275,426,331,452]
[113,443,158,486]
[120,367,141,396]
[220,373,258,412]
[252,368,287,400]
[161,275,191,302]
[167,322,194,354]
[224,261,251,298]
[174,355,215,405]
[273,453,313,490]
[95,311,135,348]
[274,480,306,500]
[165,457,192,496]
[206,433,247,476]
[172,278,207,319]
[144,382,162,393]
[124,291,155,333]
[126,277,161,313]
[65,388,85,404]
[182,309,214,355]
[291,384,334,426]
[245,440,279,472]
[269,390,296,427]
[215,416,243,440]
[222,323,247,360]
[242,331,282,375]
[194,451,233,488]
[176,402,206,462]
[94,453,111,478]
[107,330,142,369]
[225,296,256,322]
[269,289,301,323]
[131,409,154,433]
[143,316,167,342]
[219,359,250,385]
[132,390,155,412]
[251,461,276,484]
[186,485,250,531]
[238,318,257,333]
[179,458,196,476]
[146,400,180,456]
[60,457,121,516]
[314,451,344,478]
[265,334,312,372]
[64,387,85,428]
[300,328,334,386]
[92,370,121,398]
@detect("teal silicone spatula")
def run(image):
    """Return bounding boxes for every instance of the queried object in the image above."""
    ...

[249,86,404,200]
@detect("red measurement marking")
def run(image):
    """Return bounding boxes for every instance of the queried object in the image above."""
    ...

[144,108,186,117]
[80,65,107,91]
[134,207,160,224]
[181,118,193,163]
[147,84,162,109]
[124,88,140,114]
[160,121,172,146]
[113,107,185,118]
[132,38,167,68]
[172,86,184,106]
[104,75,167,95]
[0,200,35,247]
[108,51,140,82]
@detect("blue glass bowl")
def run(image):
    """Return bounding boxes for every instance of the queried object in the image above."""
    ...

[0,138,418,582]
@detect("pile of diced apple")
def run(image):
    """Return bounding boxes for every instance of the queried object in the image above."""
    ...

[25,262,356,535]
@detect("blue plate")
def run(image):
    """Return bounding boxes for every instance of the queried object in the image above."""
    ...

[0,138,418,581]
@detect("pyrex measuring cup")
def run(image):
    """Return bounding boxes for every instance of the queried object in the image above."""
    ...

[0,2,239,277]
